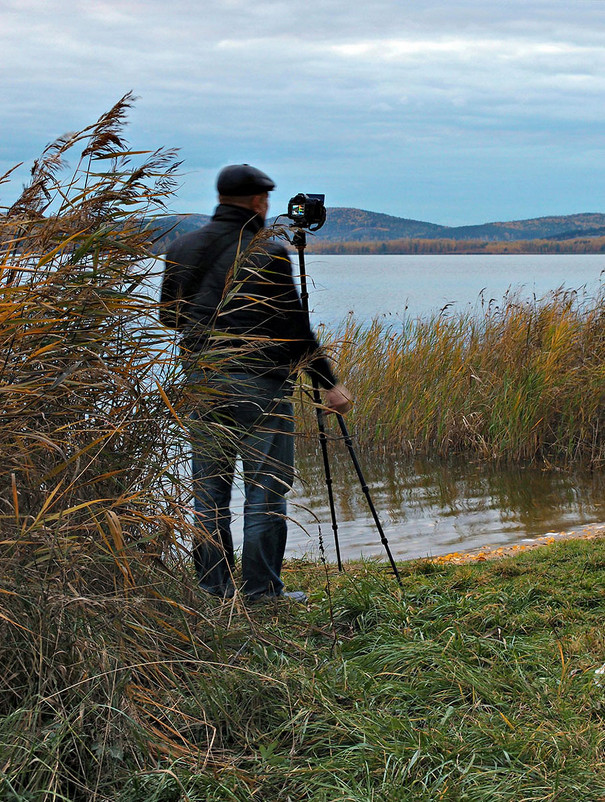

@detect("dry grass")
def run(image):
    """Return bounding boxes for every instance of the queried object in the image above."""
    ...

[0,96,337,802]
[308,288,605,466]
[0,94,249,800]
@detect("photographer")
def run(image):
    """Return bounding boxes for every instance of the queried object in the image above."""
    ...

[160,164,351,603]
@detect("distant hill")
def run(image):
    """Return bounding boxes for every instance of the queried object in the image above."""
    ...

[545,225,605,241]
[443,213,605,242]
[315,210,605,243]
[149,209,605,253]
[148,214,211,252]
[305,208,448,241]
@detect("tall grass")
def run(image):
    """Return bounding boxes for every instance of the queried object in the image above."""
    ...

[0,95,352,802]
[312,289,605,466]
[0,95,252,800]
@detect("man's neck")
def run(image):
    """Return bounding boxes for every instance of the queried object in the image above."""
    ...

[220,202,264,225]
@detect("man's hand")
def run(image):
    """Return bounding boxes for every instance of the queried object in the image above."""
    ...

[324,383,353,415]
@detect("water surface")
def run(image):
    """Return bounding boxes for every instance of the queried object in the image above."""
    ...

[225,440,605,562]
[285,442,605,561]
[302,253,604,327]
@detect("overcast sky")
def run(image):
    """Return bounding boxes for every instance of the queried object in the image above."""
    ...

[2,0,605,225]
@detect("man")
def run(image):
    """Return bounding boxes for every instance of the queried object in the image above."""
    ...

[160,164,351,603]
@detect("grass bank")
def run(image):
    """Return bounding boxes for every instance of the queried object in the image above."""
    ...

[1,536,604,800]
[301,288,605,467]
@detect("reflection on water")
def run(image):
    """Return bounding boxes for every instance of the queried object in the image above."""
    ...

[261,437,605,562]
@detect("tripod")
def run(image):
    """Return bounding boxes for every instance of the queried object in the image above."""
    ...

[292,227,402,586]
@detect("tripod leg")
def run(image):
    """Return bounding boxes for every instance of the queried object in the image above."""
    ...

[311,378,344,571]
[336,413,403,586]
[292,225,398,586]
[293,234,343,571]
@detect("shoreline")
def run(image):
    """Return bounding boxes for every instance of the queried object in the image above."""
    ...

[283,522,605,574]
[428,521,605,565]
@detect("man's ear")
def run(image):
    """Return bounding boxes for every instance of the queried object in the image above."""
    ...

[250,193,268,215]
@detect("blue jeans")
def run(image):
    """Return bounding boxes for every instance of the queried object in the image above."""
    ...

[187,371,294,599]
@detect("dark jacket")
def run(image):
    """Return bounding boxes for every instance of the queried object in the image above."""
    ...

[160,204,336,388]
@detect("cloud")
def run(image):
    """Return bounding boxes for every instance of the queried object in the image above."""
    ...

[2,0,605,222]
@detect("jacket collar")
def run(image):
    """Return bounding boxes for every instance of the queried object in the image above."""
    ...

[212,203,264,234]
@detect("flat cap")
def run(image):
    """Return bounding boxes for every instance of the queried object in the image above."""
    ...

[216,164,276,195]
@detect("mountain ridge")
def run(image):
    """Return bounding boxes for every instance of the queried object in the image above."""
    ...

[304,208,605,242]
[149,209,605,252]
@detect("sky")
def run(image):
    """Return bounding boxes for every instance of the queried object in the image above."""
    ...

[2,0,605,226]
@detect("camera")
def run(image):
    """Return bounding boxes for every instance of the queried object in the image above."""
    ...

[287,193,326,231]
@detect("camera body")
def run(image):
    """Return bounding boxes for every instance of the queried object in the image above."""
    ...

[287,193,326,231]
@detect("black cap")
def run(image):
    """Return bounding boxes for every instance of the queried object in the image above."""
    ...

[216,164,276,195]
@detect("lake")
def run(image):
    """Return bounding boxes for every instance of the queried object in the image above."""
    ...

[224,253,604,562]
[301,252,605,328]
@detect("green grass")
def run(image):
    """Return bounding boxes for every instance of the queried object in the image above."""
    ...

[2,537,604,801]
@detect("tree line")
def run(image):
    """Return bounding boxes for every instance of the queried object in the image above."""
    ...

[303,236,605,255]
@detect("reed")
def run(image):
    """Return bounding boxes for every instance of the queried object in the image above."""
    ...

[0,95,252,800]
[307,288,605,466]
